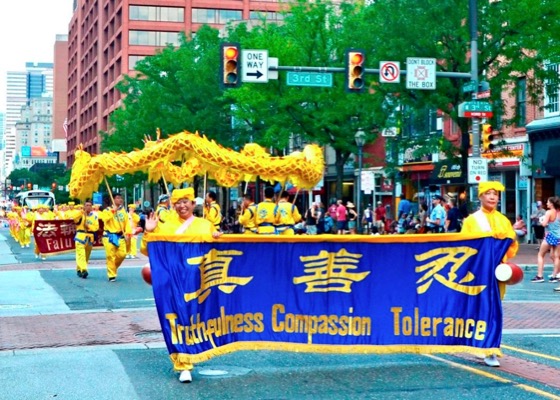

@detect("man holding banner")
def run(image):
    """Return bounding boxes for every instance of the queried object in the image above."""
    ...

[461,181,518,367]
[142,187,222,383]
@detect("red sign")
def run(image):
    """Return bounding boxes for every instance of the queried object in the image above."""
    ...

[33,220,104,255]
[464,111,494,118]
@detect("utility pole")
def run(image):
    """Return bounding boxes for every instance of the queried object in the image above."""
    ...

[470,0,480,158]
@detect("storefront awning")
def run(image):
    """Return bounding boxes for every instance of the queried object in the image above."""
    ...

[430,160,464,184]
[526,116,560,134]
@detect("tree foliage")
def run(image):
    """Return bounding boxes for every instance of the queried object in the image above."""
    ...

[224,0,386,198]
[98,0,560,198]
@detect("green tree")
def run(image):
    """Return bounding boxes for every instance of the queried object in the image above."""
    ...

[358,0,560,166]
[224,0,386,199]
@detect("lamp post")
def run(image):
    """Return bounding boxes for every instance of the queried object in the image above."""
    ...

[4,178,11,200]
[355,129,366,234]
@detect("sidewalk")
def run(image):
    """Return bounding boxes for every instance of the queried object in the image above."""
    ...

[510,242,541,267]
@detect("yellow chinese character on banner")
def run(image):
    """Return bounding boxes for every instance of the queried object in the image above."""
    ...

[294,248,370,293]
[184,249,252,304]
[415,246,486,295]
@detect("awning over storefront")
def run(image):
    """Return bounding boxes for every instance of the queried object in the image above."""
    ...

[401,163,434,180]
[545,145,560,176]
[526,116,560,134]
[429,160,464,184]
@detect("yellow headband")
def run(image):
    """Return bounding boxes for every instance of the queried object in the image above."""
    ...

[171,188,195,204]
[478,181,505,196]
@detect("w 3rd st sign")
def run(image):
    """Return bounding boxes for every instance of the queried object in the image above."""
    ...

[459,101,493,118]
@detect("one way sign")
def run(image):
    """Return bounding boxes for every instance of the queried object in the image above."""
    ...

[242,50,269,83]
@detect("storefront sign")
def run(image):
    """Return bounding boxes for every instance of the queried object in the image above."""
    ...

[430,160,464,184]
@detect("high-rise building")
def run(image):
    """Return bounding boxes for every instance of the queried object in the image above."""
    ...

[66,0,285,166]
[53,34,69,164]
[4,63,54,175]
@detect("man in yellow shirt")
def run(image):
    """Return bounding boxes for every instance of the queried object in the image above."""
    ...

[70,199,99,279]
[274,190,302,235]
[98,193,131,282]
[141,187,221,383]
[461,181,518,367]
[238,194,258,234]
[203,190,222,230]
[126,204,141,258]
[255,186,277,234]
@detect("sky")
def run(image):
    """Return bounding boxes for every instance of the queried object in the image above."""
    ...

[0,0,74,111]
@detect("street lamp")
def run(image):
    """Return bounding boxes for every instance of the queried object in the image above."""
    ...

[355,129,366,234]
[4,178,11,200]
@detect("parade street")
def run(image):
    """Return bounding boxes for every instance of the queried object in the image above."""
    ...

[0,229,560,400]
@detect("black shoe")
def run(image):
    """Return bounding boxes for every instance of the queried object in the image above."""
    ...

[108,277,116,282]
[81,271,88,279]
[77,270,83,278]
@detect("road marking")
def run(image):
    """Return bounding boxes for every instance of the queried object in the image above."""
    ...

[424,354,560,400]
[502,344,560,362]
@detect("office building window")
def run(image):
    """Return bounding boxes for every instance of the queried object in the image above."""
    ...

[516,77,526,127]
[129,55,147,70]
[130,6,184,22]
[249,11,284,21]
[545,63,559,116]
[192,8,242,24]
[218,10,243,23]
[129,30,180,46]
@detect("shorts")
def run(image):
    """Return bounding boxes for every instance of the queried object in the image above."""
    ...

[545,232,559,246]
[337,221,347,231]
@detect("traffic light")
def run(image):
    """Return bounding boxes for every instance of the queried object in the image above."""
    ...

[221,43,241,88]
[481,123,495,152]
[345,49,366,93]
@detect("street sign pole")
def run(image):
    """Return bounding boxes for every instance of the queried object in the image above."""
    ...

[468,0,480,203]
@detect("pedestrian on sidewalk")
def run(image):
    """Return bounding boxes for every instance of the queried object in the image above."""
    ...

[461,181,518,368]
[531,196,560,283]
[531,200,546,248]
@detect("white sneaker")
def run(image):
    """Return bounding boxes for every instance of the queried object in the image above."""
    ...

[178,370,192,383]
[484,354,500,367]
[35,254,39,259]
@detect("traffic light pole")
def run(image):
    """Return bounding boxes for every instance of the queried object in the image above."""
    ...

[268,65,470,80]
[469,0,480,158]
[467,0,480,204]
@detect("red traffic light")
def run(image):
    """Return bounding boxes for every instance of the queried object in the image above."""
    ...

[350,53,364,65]
[221,43,241,88]
[224,47,238,60]
[346,49,366,92]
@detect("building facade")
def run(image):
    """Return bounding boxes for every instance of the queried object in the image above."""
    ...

[4,63,54,178]
[66,0,286,166]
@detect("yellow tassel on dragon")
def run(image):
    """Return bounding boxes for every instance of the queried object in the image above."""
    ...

[69,130,324,200]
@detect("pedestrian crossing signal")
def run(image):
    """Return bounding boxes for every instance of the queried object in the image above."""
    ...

[221,43,241,88]
[346,49,366,93]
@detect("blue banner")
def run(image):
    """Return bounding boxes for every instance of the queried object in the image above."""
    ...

[147,234,511,364]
